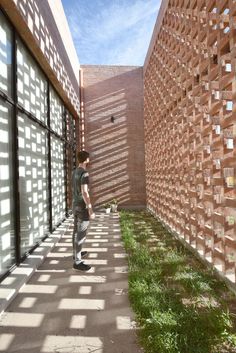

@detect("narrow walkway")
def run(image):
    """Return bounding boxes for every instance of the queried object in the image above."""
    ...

[0,212,143,353]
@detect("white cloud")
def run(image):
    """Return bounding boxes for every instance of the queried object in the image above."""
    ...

[63,0,161,65]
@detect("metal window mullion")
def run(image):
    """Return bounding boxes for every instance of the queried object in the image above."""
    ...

[73,118,76,168]
[47,83,53,233]
[0,89,14,105]
[50,129,66,142]
[12,31,21,264]
[64,109,68,216]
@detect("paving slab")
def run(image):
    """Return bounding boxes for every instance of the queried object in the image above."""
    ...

[0,212,143,353]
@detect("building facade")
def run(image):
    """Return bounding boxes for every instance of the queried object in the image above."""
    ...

[0,0,80,280]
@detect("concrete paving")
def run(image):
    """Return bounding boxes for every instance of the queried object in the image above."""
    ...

[0,211,143,353]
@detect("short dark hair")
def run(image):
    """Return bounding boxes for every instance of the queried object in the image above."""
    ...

[77,150,89,163]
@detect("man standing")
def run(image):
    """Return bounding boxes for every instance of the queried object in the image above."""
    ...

[72,150,95,271]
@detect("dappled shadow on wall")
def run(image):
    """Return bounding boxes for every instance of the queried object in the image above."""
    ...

[15,0,80,112]
[88,90,130,205]
[84,69,144,207]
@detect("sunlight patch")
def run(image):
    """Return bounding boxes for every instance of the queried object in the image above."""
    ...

[20,284,57,294]
[59,298,105,310]
[0,313,44,327]
[116,316,136,330]
[19,297,37,308]
[79,286,92,295]
[41,335,103,353]
[0,334,15,351]
[70,315,87,329]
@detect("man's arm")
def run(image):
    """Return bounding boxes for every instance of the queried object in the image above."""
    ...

[81,184,95,219]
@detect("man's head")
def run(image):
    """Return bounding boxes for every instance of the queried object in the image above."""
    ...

[77,150,90,165]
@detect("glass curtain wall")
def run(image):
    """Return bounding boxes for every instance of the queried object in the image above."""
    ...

[17,43,47,123]
[0,9,76,278]
[50,87,66,227]
[66,113,76,211]
[17,42,49,255]
[18,113,49,255]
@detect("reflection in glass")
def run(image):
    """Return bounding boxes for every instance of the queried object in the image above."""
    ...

[17,41,47,123]
[0,12,12,97]
[18,113,49,255]
[51,136,65,226]
[66,147,73,211]
[66,112,75,142]
[0,102,15,274]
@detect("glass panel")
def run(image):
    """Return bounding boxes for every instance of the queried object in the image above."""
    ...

[0,12,12,97]
[0,101,15,274]
[66,112,70,141]
[72,118,76,143]
[66,112,75,143]
[18,113,49,255]
[66,147,73,211]
[17,41,47,123]
[50,87,63,136]
[51,136,65,226]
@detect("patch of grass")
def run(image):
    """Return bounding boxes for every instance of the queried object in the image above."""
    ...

[120,210,236,353]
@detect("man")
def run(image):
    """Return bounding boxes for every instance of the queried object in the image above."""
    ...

[72,150,95,271]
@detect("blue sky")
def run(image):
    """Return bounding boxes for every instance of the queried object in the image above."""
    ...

[61,0,161,66]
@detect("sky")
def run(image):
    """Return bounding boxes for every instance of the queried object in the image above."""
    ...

[61,0,161,66]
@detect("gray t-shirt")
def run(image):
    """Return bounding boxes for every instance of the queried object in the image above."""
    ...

[72,167,89,210]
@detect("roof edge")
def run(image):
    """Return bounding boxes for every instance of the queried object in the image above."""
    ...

[143,0,169,74]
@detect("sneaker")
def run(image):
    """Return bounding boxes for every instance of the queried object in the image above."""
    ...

[73,262,91,271]
[81,251,88,258]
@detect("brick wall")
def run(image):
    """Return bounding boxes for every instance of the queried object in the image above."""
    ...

[144,0,236,284]
[82,65,146,208]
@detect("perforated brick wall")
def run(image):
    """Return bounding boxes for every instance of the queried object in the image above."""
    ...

[144,0,236,284]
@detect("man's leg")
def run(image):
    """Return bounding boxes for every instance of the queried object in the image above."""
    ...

[73,216,90,264]
[72,213,78,261]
